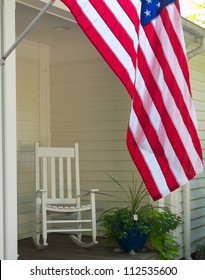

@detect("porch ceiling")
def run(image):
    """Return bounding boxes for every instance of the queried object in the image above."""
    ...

[16,2,79,46]
[15,2,101,62]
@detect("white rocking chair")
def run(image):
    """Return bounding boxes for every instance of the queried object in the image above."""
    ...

[33,142,98,249]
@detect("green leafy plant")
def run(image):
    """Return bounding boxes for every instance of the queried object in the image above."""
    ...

[98,175,151,244]
[195,241,205,260]
[140,207,182,260]
[98,175,182,259]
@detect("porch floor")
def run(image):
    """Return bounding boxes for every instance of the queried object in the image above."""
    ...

[18,233,157,260]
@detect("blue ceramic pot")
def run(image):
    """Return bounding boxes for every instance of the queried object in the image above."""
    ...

[117,228,148,252]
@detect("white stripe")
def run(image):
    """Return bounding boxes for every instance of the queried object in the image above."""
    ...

[76,0,135,83]
[152,14,196,122]
[129,106,171,197]
[167,5,198,126]
[137,15,202,173]
[103,0,136,39]
[130,0,141,12]
[167,4,187,55]
[103,0,139,53]
[135,70,189,186]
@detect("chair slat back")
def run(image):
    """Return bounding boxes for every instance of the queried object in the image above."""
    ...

[35,143,80,205]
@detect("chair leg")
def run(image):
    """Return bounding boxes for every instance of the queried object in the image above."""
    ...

[32,233,47,250]
[42,219,48,246]
[70,234,98,248]
[91,192,97,243]
[69,203,98,248]
[42,233,48,246]
[77,232,82,242]
[38,202,48,247]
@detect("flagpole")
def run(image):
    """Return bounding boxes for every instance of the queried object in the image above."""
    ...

[0,0,56,67]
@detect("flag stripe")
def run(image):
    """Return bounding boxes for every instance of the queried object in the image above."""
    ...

[118,0,140,27]
[127,126,171,200]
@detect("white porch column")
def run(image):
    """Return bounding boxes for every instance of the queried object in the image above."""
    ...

[0,0,4,260]
[1,0,18,259]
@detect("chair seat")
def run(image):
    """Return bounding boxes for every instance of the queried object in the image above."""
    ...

[46,204,92,212]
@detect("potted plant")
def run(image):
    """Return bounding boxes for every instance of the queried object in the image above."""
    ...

[98,175,150,254]
[98,175,182,259]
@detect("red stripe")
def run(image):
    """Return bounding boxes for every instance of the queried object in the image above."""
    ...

[170,1,191,88]
[162,7,191,92]
[131,98,180,190]
[118,0,140,30]
[126,126,162,201]
[89,0,137,68]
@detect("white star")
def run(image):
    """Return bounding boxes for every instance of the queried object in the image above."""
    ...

[144,9,151,17]
[156,1,161,9]
[146,0,152,4]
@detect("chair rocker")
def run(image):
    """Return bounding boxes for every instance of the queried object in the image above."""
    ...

[33,142,98,249]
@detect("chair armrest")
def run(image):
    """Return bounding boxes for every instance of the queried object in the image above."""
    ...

[77,189,99,197]
[35,189,47,197]
[90,189,99,193]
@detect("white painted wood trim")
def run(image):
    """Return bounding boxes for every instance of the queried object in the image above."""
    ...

[2,0,18,260]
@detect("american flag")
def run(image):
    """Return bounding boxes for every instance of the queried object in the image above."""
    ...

[61,0,203,200]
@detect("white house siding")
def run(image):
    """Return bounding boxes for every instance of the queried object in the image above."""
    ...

[16,40,49,239]
[188,52,205,251]
[49,58,143,226]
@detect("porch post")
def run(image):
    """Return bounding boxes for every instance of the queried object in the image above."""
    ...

[2,0,18,259]
[183,182,192,259]
[0,0,4,260]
